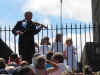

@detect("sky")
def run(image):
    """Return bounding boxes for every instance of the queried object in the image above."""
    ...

[0,0,93,61]
[0,0,92,26]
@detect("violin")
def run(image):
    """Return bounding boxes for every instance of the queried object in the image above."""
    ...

[16,21,47,35]
[32,22,48,29]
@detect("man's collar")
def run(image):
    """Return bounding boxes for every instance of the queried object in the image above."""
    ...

[23,19,32,22]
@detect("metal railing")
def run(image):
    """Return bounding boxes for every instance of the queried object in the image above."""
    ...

[0,24,95,72]
[0,24,94,57]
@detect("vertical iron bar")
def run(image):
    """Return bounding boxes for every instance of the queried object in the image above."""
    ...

[75,24,78,69]
[80,24,82,65]
[89,24,91,42]
[14,35,16,53]
[71,23,72,38]
[9,25,11,47]
[5,25,7,43]
[38,32,40,53]
[51,24,54,51]
[66,24,68,65]
[47,25,48,39]
[71,23,73,71]
[41,28,44,55]
[47,24,49,51]
[56,25,58,52]
[85,24,86,44]
[0,27,1,38]
[1,27,2,39]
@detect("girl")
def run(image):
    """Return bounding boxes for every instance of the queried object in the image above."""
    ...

[64,38,77,71]
[40,37,51,56]
[52,33,64,53]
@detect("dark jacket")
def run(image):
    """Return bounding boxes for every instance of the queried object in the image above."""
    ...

[12,20,41,64]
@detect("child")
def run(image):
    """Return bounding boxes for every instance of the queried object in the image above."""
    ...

[64,38,77,71]
[8,53,22,67]
[48,53,71,75]
[46,51,54,69]
[52,33,64,53]
[40,37,51,55]
[34,56,48,75]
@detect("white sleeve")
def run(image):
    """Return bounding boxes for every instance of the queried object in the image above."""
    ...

[72,46,77,54]
[66,65,72,72]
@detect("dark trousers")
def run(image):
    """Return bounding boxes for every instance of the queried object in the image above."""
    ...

[18,35,35,64]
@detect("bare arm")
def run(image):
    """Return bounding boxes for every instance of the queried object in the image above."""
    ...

[46,60,58,73]
[63,50,67,59]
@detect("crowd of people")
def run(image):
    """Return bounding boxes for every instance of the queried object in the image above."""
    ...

[0,51,98,75]
[37,34,77,71]
[0,33,96,75]
[7,11,99,75]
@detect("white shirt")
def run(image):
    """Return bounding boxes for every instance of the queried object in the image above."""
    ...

[48,63,72,75]
[22,20,27,28]
[52,41,64,53]
[58,63,72,73]
[39,45,51,55]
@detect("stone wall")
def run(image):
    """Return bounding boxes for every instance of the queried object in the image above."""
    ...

[92,0,100,42]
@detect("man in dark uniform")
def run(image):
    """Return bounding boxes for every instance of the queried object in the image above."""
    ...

[12,11,45,64]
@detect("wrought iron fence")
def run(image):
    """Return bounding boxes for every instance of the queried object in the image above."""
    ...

[0,24,94,58]
[0,24,95,71]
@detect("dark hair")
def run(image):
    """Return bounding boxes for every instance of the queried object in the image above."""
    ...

[40,38,44,45]
[20,66,34,75]
[0,69,8,74]
[55,33,62,42]
[46,51,53,60]
[53,53,64,63]
[24,11,32,16]
[40,36,51,45]
[0,58,6,69]
[10,53,18,59]
[35,56,46,69]
[84,65,92,74]
[13,66,34,75]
